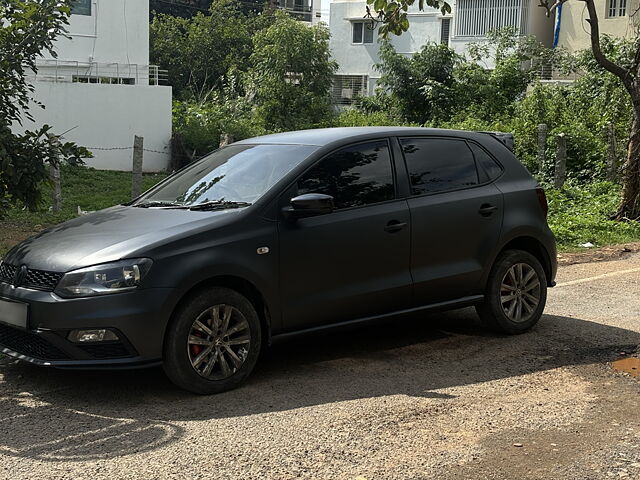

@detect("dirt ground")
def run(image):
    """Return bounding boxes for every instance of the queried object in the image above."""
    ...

[0,221,42,257]
[0,248,639,479]
[557,241,640,266]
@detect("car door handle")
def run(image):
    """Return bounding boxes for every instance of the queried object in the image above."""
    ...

[384,221,408,233]
[478,204,498,216]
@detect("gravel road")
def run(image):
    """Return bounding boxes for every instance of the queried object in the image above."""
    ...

[1,252,639,480]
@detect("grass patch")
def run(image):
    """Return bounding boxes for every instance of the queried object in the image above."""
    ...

[547,181,640,251]
[1,169,639,257]
[0,165,166,257]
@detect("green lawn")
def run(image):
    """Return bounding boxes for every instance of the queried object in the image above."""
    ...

[1,168,639,257]
[0,166,167,257]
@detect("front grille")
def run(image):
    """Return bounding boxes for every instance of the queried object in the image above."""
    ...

[24,269,63,291]
[0,263,17,283]
[0,263,63,292]
[77,343,133,359]
[0,323,69,360]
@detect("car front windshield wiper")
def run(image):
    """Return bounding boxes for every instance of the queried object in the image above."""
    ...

[187,200,252,211]
[133,200,186,209]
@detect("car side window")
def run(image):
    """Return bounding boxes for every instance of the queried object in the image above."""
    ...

[470,143,503,181]
[400,138,479,196]
[297,140,395,210]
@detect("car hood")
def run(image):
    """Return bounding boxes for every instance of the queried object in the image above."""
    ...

[2,205,242,272]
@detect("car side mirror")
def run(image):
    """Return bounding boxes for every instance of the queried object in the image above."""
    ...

[282,193,335,220]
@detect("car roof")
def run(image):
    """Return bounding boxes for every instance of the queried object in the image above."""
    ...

[235,127,491,147]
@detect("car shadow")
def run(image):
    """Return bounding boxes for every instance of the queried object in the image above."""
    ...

[0,308,637,462]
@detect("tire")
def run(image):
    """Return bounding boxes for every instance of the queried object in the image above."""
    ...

[476,249,548,335]
[163,287,262,394]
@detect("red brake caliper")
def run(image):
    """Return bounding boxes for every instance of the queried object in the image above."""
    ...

[190,331,205,356]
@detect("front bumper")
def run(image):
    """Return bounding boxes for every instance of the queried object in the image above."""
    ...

[0,283,175,368]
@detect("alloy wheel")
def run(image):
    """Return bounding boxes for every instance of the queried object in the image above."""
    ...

[187,304,251,380]
[500,263,541,323]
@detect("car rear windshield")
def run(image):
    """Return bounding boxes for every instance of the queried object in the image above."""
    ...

[134,144,318,207]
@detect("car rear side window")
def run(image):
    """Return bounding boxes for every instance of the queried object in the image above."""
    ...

[470,143,503,181]
[400,138,479,195]
[298,140,395,209]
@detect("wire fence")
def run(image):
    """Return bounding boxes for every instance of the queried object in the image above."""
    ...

[85,146,170,155]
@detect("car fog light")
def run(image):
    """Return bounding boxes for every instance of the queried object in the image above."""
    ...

[68,329,119,343]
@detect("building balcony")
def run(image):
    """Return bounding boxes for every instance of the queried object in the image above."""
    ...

[28,60,169,87]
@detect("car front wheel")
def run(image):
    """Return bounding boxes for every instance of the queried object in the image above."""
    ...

[476,249,548,334]
[163,287,262,394]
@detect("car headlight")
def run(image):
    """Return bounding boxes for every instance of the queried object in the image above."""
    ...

[54,258,153,298]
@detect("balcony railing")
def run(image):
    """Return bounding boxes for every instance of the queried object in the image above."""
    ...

[28,60,169,86]
[531,61,579,84]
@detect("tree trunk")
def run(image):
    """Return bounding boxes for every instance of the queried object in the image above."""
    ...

[616,113,640,220]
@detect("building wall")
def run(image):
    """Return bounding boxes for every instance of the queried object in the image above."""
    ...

[449,0,554,66]
[556,0,638,52]
[330,0,554,98]
[43,0,149,67]
[18,0,173,171]
[329,0,446,91]
[528,1,555,46]
[23,82,172,172]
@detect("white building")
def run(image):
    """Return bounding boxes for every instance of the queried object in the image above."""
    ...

[450,0,554,58]
[21,0,172,171]
[329,0,451,104]
[329,0,554,105]
[279,0,323,23]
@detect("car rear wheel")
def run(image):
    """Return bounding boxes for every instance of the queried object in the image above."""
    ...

[163,287,262,394]
[476,249,547,334]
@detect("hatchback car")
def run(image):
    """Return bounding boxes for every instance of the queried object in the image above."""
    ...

[0,127,556,394]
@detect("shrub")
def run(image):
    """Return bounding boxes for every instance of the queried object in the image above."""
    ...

[546,181,640,249]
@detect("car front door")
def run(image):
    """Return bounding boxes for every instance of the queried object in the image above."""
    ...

[398,136,504,305]
[278,139,412,331]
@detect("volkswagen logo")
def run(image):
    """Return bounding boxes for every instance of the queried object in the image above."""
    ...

[12,265,28,288]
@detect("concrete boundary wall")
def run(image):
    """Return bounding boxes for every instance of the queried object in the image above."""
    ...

[18,82,172,172]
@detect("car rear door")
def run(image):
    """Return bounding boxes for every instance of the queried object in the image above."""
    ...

[398,136,504,305]
[277,139,412,331]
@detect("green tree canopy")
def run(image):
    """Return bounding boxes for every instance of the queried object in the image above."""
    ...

[150,0,257,99]
[368,29,561,125]
[247,12,337,131]
[0,0,90,213]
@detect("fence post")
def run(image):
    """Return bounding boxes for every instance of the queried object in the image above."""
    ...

[554,133,567,188]
[131,135,144,200]
[50,163,62,212]
[219,133,234,147]
[607,122,618,182]
[537,123,548,174]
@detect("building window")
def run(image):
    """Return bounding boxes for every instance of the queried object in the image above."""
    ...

[280,0,312,22]
[331,75,368,105]
[441,18,451,45]
[71,0,92,16]
[352,21,375,44]
[73,76,135,85]
[455,0,528,37]
[608,0,627,17]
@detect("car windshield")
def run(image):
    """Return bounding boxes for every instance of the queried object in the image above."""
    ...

[134,144,318,208]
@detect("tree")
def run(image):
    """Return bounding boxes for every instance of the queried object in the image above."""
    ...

[375,41,460,124]
[150,0,255,99]
[150,0,213,17]
[0,0,90,213]
[366,29,561,125]
[149,0,264,18]
[368,0,640,220]
[247,12,337,131]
